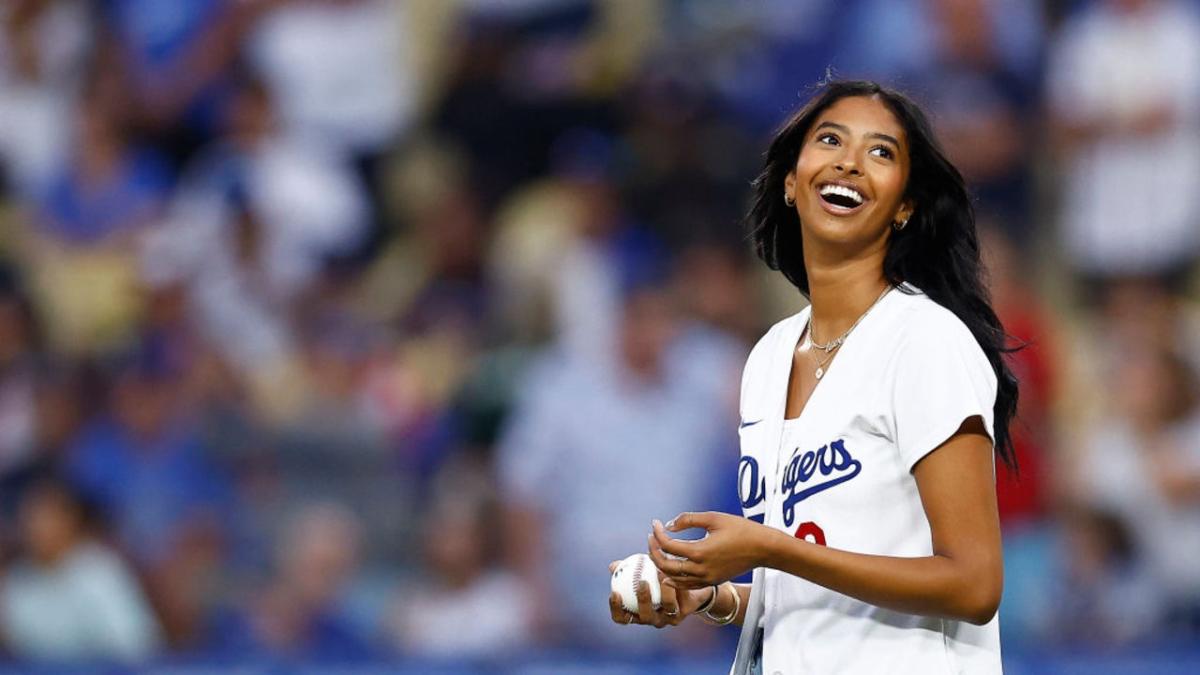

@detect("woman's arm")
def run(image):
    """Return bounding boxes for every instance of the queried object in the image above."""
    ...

[650,418,1003,625]
[678,582,752,627]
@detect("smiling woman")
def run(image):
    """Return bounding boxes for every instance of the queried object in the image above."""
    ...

[607,80,1020,675]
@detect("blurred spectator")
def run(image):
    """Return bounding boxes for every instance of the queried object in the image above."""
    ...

[387,458,533,658]
[656,1,845,133]
[34,70,171,246]
[498,273,742,650]
[210,502,373,661]
[0,360,86,546]
[618,82,760,254]
[140,72,369,418]
[1036,505,1162,646]
[95,0,253,166]
[180,71,369,301]
[481,129,639,359]
[18,69,170,353]
[1097,278,1194,356]
[251,0,413,153]
[546,131,667,363]
[672,242,760,344]
[843,0,1043,83]
[981,227,1056,526]
[548,185,628,364]
[289,310,386,438]
[901,0,1037,245]
[354,175,491,473]
[0,0,91,197]
[486,177,586,346]
[433,0,614,208]
[1046,0,1200,287]
[0,478,162,662]
[1073,346,1200,635]
[0,267,41,479]
[65,347,233,645]
[250,0,414,245]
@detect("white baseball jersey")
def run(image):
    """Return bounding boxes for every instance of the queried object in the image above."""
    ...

[729,284,1002,675]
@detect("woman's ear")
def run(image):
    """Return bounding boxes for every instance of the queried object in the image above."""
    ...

[896,200,915,225]
[784,171,796,203]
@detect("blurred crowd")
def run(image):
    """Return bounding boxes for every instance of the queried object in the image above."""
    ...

[0,0,1198,665]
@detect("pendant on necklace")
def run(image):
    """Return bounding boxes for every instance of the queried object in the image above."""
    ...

[815,367,825,380]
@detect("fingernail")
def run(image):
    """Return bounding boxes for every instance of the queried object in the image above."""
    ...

[665,519,675,529]
[652,519,662,529]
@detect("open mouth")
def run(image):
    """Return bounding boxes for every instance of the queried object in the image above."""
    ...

[818,183,866,211]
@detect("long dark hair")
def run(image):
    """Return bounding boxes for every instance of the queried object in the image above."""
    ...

[746,80,1020,469]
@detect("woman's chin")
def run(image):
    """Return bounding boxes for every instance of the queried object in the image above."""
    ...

[802,215,888,250]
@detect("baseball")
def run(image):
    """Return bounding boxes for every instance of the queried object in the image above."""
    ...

[611,553,661,613]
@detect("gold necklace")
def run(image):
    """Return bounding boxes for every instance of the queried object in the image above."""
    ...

[808,285,893,352]
[810,342,838,380]
[802,285,893,379]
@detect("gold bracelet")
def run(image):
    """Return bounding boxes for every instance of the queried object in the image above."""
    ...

[703,582,739,625]
[694,585,719,614]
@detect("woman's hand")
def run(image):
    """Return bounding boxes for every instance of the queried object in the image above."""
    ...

[649,512,775,590]
[607,560,714,628]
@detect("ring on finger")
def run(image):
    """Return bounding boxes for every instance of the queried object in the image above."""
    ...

[676,559,687,577]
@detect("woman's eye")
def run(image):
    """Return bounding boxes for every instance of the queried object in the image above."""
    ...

[816,133,839,146]
[870,145,894,160]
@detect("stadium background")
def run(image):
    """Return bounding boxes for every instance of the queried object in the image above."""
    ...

[0,0,1198,672]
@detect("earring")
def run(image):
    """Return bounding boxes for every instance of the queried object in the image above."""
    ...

[893,216,910,231]
[784,193,795,207]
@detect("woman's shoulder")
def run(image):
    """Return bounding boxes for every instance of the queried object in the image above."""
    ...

[885,285,983,355]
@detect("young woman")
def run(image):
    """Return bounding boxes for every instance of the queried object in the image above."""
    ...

[608,80,1018,674]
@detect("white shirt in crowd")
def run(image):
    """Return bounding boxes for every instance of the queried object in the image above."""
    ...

[1,542,162,662]
[394,570,533,658]
[0,0,90,197]
[731,285,1001,675]
[1080,414,1200,605]
[498,327,742,648]
[1046,0,1200,277]
[140,135,369,374]
[251,0,414,155]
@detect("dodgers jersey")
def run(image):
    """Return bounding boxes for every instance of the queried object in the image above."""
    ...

[730,284,1002,675]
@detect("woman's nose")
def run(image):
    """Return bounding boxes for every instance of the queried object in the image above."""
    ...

[834,161,862,176]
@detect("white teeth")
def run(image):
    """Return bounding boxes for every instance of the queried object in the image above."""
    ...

[819,184,864,205]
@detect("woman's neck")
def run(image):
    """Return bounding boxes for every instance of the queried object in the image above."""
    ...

[806,255,891,344]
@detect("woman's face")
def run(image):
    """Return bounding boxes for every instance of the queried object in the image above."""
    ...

[785,95,913,252]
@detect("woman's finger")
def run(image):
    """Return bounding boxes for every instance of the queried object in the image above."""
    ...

[666,576,712,590]
[665,511,717,533]
[652,520,702,560]
[635,580,659,626]
[610,591,633,625]
[658,576,681,624]
[648,532,704,579]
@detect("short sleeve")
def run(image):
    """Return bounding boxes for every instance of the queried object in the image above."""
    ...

[889,311,998,472]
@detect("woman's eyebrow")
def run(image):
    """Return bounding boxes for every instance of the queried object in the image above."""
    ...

[867,132,901,148]
[814,121,848,135]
